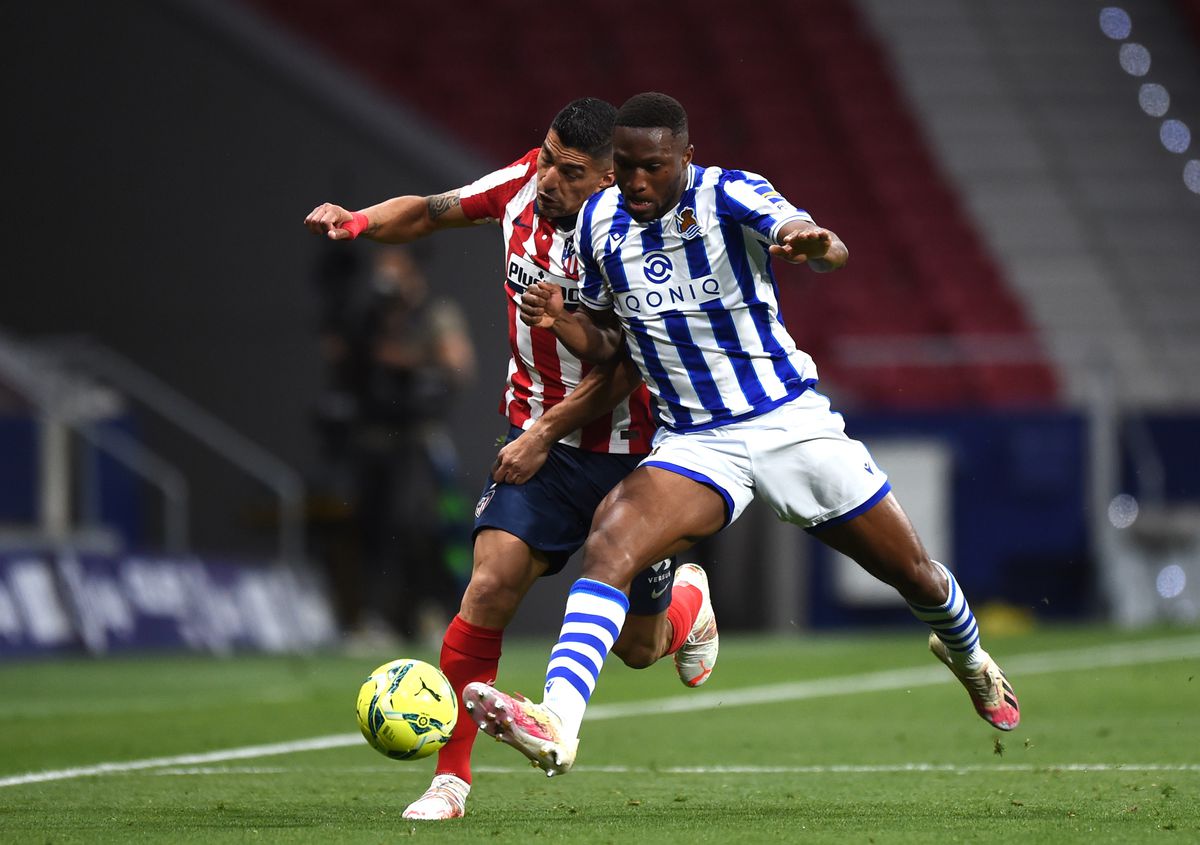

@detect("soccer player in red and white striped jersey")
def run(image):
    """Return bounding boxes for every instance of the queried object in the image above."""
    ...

[304,98,716,820]
[456,146,656,452]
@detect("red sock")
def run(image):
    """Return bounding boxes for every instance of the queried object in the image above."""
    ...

[665,583,703,655]
[435,615,503,784]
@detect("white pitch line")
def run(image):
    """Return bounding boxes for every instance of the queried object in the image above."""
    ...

[0,734,360,788]
[586,634,1200,720]
[3,634,1198,789]
[150,762,1200,776]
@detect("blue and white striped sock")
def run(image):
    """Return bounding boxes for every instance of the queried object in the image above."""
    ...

[908,561,985,672]
[542,578,628,739]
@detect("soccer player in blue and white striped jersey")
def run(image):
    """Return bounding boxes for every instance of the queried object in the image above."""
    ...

[308,98,719,818]
[465,93,1019,778]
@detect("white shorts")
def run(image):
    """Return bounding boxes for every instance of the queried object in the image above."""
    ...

[641,390,891,530]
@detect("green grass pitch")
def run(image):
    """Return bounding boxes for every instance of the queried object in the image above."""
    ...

[1,626,1198,843]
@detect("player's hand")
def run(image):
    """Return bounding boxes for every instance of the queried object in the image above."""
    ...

[491,432,550,485]
[519,281,565,329]
[769,227,832,264]
[304,203,358,240]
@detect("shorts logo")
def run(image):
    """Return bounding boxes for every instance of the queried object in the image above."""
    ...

[643,252,673,284]
[475,485,496,518]
[648,559,673,599]
[676,206,702,239]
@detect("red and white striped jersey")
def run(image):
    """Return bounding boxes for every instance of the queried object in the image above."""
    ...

[458,149,656,454]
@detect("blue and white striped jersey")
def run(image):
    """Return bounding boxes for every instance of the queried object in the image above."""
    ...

[577,163,819,432]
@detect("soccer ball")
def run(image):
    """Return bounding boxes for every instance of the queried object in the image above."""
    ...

[356,658,458,760]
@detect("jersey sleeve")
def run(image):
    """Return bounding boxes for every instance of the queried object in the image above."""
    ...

[717,170,813,243]
[576,194,613,310]
[458,149,539,221]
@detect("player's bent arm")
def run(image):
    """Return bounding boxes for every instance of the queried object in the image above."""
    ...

[551,306,625,364]
[491,355,642,484]
[520,282,625,364]
[523,353,641,445]
[771,220,849,272]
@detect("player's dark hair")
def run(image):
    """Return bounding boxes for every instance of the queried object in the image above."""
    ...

[615,92,689,140]
[551,97,617,160]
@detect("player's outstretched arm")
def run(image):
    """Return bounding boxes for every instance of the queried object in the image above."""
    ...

[769,220,849,272]
[303,191,476,243]
[519,282,624,364]
[491,355,641,485]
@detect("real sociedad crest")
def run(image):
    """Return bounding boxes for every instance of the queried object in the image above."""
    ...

[676,206,702,239]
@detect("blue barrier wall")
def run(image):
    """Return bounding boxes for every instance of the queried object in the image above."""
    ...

[808,411,1095,627]
[0,550,337,658]
[0,414,144,547]
[0,417,37,524]
[1121,415,1200,501]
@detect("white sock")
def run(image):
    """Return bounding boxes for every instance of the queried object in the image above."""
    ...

[542,578,627,738]
[908,561,986,672]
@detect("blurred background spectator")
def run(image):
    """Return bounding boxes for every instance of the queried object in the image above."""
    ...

[311,244,475,648]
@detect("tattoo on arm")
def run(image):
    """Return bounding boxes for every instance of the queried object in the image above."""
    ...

[426,191,461,220]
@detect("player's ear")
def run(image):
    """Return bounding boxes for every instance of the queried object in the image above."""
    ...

[598,168,615,190]
[682,144,695,168]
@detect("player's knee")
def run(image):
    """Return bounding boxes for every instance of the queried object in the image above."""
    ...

[458,568,527,626]
[579,528,638,586]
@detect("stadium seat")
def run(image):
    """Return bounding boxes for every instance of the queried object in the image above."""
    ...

[243,0,1058,409]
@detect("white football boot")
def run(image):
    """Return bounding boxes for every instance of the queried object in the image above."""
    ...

[673,563,719,687]
[401,773,470,820]
[463,682,578,777]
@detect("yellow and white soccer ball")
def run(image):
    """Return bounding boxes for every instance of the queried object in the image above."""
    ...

[355,658,457,760]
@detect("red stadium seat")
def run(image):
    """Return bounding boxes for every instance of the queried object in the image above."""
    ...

[244,0,1058,409]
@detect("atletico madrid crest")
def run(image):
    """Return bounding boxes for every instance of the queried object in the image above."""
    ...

[475,486,496,518]
[561,238,578,277]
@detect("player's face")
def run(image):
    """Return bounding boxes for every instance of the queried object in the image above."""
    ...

[535,129,614,222]
[612,126,693,222]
